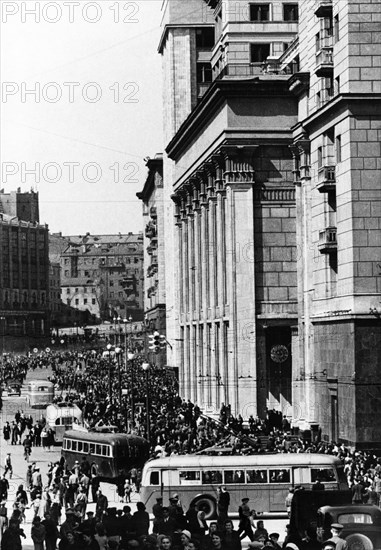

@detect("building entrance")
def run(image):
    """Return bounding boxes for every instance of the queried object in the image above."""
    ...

[266,326,292,416]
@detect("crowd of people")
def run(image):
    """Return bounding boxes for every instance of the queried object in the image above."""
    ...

[1,349,381,549]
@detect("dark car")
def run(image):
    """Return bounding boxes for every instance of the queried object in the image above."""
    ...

[318,504,381,550]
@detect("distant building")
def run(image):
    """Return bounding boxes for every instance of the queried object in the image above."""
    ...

[137,155,167,366]
[0,200,50,343]
[0,188,40,223]
[59,233,144,322]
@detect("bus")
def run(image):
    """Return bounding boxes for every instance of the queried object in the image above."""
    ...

[140,454,347,519]
[27,380,54,407]
[46,403,83,443]
[62,430,150,482]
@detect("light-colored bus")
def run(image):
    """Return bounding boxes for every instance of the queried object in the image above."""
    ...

[27,380,54,407]
[62,430,150,482]
[140,454,347,518]
[46,403,83,443]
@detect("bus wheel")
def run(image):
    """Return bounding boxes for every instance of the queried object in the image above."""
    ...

[193,496,217,520]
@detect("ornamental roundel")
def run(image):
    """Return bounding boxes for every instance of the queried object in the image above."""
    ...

[270,344,289,364]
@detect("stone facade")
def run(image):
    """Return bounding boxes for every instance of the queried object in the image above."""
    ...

[290,0,381,447]
[159,0,381,444]
[137,155,167,368]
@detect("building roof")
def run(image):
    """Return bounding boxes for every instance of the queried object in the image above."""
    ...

[0,213,48,229]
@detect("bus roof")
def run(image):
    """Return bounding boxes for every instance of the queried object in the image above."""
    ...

[63,430,149,447]
[143,453,343,470]
[46,403,82,412]
[28,380,54,386]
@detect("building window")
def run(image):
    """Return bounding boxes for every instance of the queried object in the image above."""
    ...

[197,63,213,83]
[84,298,87,304]
[283,3,298,21]
[66,288,70,294]
[334,14,339,42]
[318,146,323,169]
[250,43,271,63]
[64,270,69,277]
[110,292,114,298]
[75,299,79,305]
[84,270,89,276]
[92,299,96,305]
[110,280,114,287]
[84,287,87,293]
[75,288,78,293]
[250,4,270,21]
[92,288,96,294]
[335,135,342,163]
[195,27,214,48]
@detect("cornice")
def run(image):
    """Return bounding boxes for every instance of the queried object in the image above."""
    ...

[165,77,294,161]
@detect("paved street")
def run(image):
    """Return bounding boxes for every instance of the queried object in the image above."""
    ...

[0,385,287,549]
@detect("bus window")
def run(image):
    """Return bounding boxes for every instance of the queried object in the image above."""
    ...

[150,471,160,485]
[101,445,108,456]
[90,443,95,454]
[78,442,83,452]
[72,441,77,451]
[246,470,268,483]
[67,440,71,450]
[269,469,290,483]
[62,417,72,426]
[96,445,102,455]
[202,471,223,484]
[225,470,245,484]
[83,443,89,453]
[179,471,201,485]
[311,468,336,483]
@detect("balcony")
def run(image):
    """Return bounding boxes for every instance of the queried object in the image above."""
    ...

[317,165,336,193]
[315,47,333,76]
[314,0,333,18]
[318,227,337,254]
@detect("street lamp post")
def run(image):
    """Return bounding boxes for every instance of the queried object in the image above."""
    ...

[142,362,150,440]
[105,343,113,403]
[115,346,122,406]
[127,352,135,429]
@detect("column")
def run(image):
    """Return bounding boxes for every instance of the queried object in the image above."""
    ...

[206,169,216,316]
[200,181,209,409]
[214,155,226,314]
[224,150,256,418]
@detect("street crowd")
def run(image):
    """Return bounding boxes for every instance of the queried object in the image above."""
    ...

[1,350,381,549]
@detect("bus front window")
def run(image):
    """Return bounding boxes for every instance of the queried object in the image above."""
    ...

[150,471,160,485]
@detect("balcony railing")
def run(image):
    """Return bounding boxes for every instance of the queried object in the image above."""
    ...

[317,165,336,193]
[216,61,299,80]
[315,47,333,76]
[314,0,333,18]
[318,227,337,254]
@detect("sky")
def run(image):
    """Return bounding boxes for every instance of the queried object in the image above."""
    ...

[0,0,164,235]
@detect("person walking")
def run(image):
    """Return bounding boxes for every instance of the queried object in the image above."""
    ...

[3,454,12,479]
[237,498,254,542]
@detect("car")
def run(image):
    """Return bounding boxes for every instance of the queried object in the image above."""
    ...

[318,504,381,550]
[291,490,381,550]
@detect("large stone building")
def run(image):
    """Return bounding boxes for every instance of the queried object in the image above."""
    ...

[289,0,381,447]
[0,191,50,346]
[59,233,144,322]
[159,0,381,446]
[137,155,167,367]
